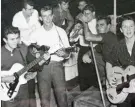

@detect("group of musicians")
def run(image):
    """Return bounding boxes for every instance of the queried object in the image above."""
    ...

[1,0,135,107]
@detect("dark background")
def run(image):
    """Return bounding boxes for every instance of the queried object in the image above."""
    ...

[1,0,135,45]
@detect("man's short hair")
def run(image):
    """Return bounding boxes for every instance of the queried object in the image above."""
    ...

[77,0,91,6]
[74,19,83,25]
[22,0,34,9]
[82,4,95,13]
[58,0,69,4]
[120,16,135,27]
[4,26,20,39]
[97,16,111,25]
[40,5,53,15]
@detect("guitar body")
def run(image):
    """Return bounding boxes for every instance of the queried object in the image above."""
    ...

[26,43,50,72]
[106,65,135,104]
[1,63,27,101]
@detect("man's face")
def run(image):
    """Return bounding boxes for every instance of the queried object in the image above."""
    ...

[24,4,34,17]
[120,20,135,39]
[41,10,53,26]
[83,10,95,22]
[97,19,109,33]
[4,34,20,49]
[60,2,69,11]
[74,23,82,30]
[78,1,87,10]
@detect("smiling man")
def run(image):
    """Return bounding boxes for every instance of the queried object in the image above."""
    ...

[12,0,41,46]
[1,26,39,107]
[106,16,135,107]
[29,5,70,107]
[81,15,118,86]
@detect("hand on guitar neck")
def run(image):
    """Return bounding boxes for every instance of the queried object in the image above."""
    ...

[35,52,50,65]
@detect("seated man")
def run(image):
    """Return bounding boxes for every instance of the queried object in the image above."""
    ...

[106,16,135,107]
[81,16,118,85]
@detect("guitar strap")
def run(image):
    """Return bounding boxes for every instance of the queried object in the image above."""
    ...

[18,46,27,66]
[54,25,65,48]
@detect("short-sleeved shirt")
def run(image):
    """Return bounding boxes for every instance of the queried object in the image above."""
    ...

[107,39,135,68]
[1,44,28,71]
[12,10,41,45]
[29,24,70,62]
[95,31,118,61]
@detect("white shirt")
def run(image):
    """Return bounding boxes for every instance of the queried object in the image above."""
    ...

[88,18,97,47]
[29,24,70,61]
[12,9,41,45]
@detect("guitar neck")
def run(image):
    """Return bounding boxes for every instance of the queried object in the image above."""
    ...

[17,55,44,76]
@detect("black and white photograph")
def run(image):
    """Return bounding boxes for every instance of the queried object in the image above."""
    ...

[1,0,135,107]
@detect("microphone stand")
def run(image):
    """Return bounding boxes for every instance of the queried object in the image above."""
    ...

[90,42,106,107]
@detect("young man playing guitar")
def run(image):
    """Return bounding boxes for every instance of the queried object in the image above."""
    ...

[106,16,135,107]
[1,26,50,107]
[29,5,70,107]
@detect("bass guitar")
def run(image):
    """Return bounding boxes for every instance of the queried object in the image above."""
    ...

[106,65,135,104]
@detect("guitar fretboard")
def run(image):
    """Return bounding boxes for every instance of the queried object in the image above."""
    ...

[17,55,45,76]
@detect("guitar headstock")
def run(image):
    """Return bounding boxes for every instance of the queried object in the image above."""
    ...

[29,43,50,52]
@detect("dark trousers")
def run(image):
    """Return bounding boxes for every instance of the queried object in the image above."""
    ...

[117,93,135,107]
[37,61,68,107]
[78,46,98,91]
[1,84,29,107]
[27,79,37,107]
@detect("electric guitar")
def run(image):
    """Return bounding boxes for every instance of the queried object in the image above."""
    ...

[106,65,135,104]
[0,44,50,101]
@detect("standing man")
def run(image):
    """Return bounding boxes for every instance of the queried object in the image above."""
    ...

[53,0,74,35]
[12,0,41,106]
[1,26,49,107]
[12,0,41,46]
[77,4,98,91]
[1,26,29,107]
[106,16,135,107]
[29,5,70,107]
